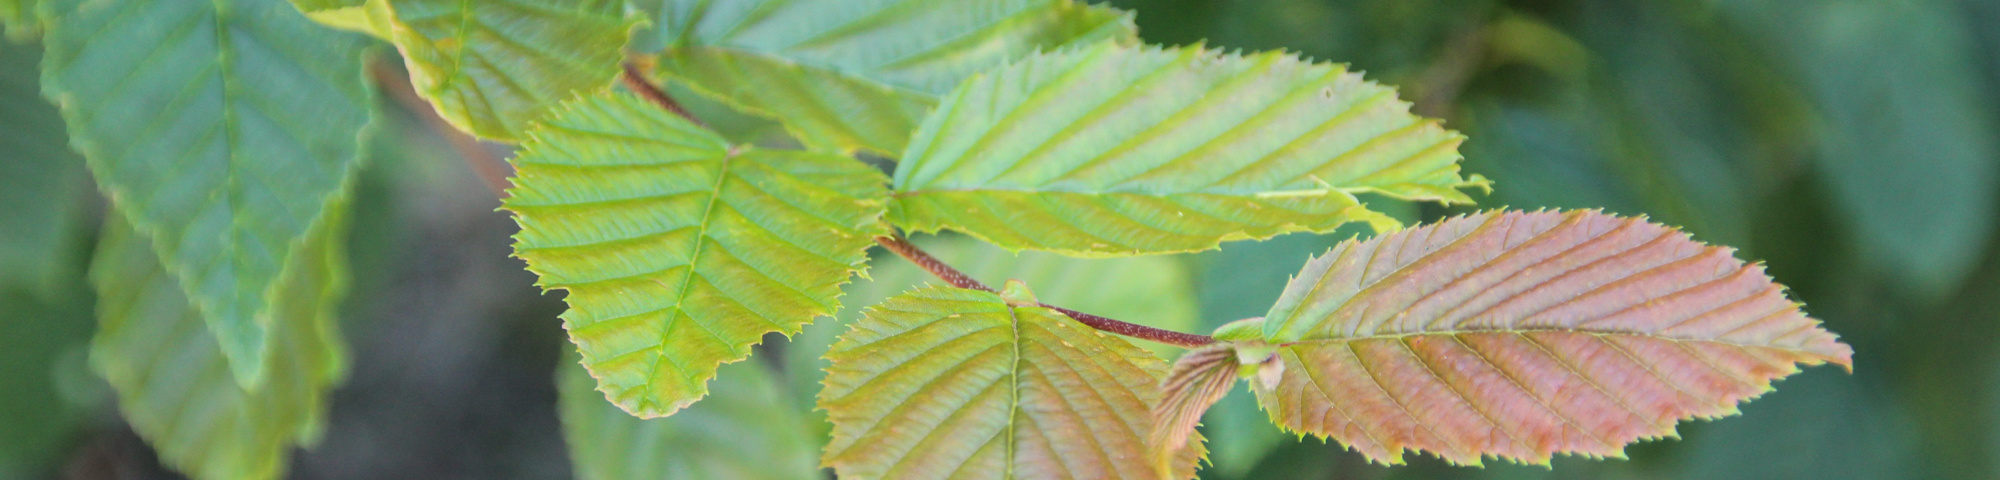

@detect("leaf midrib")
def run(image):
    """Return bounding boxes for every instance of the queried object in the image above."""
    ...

[1002,300,1023,479]
[639,149,733,408]
[1287,329,1831,355]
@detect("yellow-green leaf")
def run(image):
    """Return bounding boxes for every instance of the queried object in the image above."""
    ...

[369,0,634,140]
[636,0,1137,156]
[504,92,889,418]
[39,0,374,386]
[1255,209,1852,465]
[90,208,350,480]
[559,351,820,480]
[889,42,1488,257]
[820,286,1201,480]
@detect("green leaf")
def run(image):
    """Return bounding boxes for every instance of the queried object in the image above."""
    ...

[503,92,889,418]
[560,351,820,480]
[1722,0,1998,298]
[889,42,1489,257]
[90,208,350,480]
[0,41,89,295]
[1680,368,1918,479]
[38,0,374,386]
[1254,210,1852,466]
[374,0,633,140]
[0,288,96,479]
[819,286,1202,480]
[636,0,1137,156]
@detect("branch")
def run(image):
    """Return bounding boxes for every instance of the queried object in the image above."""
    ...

[370,61,512,195]
[874,235,1217,348]
[619,63,704,127]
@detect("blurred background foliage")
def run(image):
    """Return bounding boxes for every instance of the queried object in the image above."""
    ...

[2,0,1997,478]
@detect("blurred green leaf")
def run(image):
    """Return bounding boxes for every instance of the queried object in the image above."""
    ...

[1720,0,2000,298]
[634,0,1136,156]
[0,41,88,295]
[1110,0,1492,82]
[1564,1,1777,247]
[559,353,820,480]
[90,207,350,480]
[0,0,32,40]
[0,291,95,480]
[1458,97,1644,214]
[373,0,633,141]
[1678,368,1919,479]
[38,0,374,386]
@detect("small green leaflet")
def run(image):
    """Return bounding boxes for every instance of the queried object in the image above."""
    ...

[560,352,820,480]
[1243,210,1851,466]
[635,0,1137,156]
[504,92,888,418]
[90,210,350,480]
[38,0,373,386]
[890,42,1489,257]
[819,286,1203,480]
[322,0,634,141]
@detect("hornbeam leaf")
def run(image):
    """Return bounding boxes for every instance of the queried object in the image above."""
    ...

[504,92,889,418]
[819,286,1202,480]
[890,43,1489,257]
[90,209,350,480]
[636,0,1136,156]
[38,0,373,386]
[781,235,1204,443]
[560,352,820,480]
[1150,344,1239,476]
[371,0,633,140]
[1254,210,1853,465]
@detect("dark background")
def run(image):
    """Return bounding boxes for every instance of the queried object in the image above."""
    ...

[4,0,1998,478]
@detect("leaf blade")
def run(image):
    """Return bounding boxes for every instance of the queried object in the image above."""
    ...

[819,286,1202,480]
[504,92,889,418]
[638,0,1137,155]
[1150,344,1239,476]
[90,208,349,480]
[382,0,632,140]
[889,43,1487,256]
[1253,209,1851,465]
[38,0,374,386]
